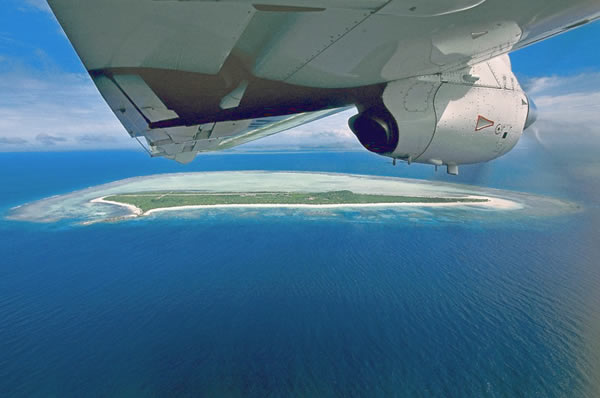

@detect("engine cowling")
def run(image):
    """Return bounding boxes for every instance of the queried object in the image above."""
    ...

[348,55,533,174]
[348,107,399,154]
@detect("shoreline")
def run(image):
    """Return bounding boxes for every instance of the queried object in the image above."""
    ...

[91,197,143,216]
[90,194,521,220]
[7,171,577,225]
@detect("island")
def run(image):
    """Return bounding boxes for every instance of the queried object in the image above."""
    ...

[10,171,552,225]
[100,190,489,214]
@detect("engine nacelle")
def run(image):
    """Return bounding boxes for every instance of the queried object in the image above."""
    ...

[348,107,399,154]
[349,55,532,174]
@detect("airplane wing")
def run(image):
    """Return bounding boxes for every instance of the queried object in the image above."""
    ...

[91,72,347,162]
[48,0,600,164]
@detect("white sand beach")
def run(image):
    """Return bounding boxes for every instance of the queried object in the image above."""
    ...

[9,171,577,225]
[90,193,521,219]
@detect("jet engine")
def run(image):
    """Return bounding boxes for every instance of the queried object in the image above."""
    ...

[349,55,535,174]
[348,107,399,154]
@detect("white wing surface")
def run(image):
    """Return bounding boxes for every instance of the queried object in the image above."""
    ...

[47,0,600,163]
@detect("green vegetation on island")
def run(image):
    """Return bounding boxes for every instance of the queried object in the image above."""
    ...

[104,190,488,212]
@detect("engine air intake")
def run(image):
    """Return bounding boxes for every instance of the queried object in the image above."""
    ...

[348,109,399,154]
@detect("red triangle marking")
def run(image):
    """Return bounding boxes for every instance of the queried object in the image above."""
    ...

[475,115,494,131]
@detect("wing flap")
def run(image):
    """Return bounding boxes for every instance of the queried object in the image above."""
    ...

[112,75,178,123]
[153,110,346,163]
[93,75,150,138]
[93,71,347,163]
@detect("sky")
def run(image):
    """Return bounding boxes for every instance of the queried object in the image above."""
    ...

[0,0,599,152]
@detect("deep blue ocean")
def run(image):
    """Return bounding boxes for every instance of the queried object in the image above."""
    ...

[1,146,599,397]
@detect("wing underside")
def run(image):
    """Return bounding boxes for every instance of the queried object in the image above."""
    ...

[94,72,346,163]
[47,0,600,161]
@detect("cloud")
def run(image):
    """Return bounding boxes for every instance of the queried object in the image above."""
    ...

[22,0,52,13]
[36,133,67,145]
[516,73,600,180]
[0,137,28,145]
[0,64,360,153]
[523,73,600,141]
[76,134,118,143]
[536,92,600,127]
[525,72,600,97]
[0,69,138,151]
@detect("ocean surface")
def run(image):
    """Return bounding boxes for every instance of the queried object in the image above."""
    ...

[1,148,600,397]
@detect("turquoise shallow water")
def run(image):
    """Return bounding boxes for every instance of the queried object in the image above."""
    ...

[1,150,600,397]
